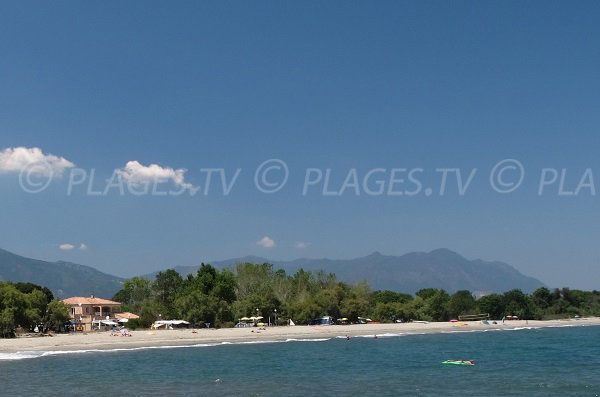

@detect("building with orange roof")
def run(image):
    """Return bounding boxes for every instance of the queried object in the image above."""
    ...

[114,312,140,320]
[62,295,122,331]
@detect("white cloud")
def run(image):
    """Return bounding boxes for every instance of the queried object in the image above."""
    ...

[0,147,74,176]
[116,160,194,190]
[59,243,75,251]
[295,241,310,249]
[79,243,88,250]
[256,236,276,249]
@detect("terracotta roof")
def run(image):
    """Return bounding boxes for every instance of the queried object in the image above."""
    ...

[62,297,122,306]
[115,312,140,319]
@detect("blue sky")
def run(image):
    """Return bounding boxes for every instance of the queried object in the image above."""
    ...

[1,1,600,289]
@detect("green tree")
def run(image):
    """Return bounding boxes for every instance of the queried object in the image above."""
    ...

[176,290,219,326]
[0,283,29,329]
[235,263,275,300]
[0,309,15,338]
[137,299,165,328]
[371,301,407,322]
[113,276,152,311]
[340,282,372,320]
[416,288,440,300]
[152,269,183,318]
[13,282,54,303]
[531,287,554,310]
[476,293,504,319]
[45,300,70,329]
[372,290,413,305]
[25,289,48,328]
[503,289,534,319]
[448,290,476,319]
[213,270,237,304]
[424,289,450,321]
[404,297,428,321]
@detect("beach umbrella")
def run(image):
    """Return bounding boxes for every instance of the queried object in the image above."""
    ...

[240,317,250,321]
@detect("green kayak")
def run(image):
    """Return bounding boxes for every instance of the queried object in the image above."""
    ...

[441,360,475,366]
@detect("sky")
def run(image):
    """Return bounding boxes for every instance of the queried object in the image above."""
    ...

[1,1,600,289]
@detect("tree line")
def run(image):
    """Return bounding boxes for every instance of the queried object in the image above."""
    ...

[0,282,70,338]
[2,263,597,337]
[112,263,600,328]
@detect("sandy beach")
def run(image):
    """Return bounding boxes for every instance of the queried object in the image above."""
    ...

[1,318,599,354]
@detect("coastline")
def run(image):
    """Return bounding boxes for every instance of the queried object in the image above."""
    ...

[1,317,599,356]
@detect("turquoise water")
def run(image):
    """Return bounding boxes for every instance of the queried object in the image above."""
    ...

[1,326,599,396]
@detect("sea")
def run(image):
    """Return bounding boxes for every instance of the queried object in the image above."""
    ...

[1,325,599,396]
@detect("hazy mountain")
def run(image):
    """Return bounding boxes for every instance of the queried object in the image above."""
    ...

[145,249,545,294]
[0,246,544,298]
[0,248,124,298]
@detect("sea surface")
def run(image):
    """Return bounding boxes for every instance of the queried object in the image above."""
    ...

[1,325,599,396]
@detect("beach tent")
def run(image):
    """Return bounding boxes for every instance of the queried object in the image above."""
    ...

[92,320,119,329]
[151,320,191,329]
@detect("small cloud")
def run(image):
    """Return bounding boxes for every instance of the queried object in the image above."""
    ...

[116,160,194,190]
[79,243,88,250]
[256,236,276,249]
[59,243,75,251]
[0,147,74,177]
[295,241,310,249]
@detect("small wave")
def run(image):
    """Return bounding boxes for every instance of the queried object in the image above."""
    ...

[441,330,481,334]
[285,338,330,342]
[504,327,541,331]
[354,333,402,338]
[235,340,283,345]
[0,343,224,361]
[0,352,46,361]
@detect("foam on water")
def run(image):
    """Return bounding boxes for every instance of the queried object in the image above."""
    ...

[0,351,46,361]
[354,332,403,338]
[0,324,596,361]
[0,341,255,361]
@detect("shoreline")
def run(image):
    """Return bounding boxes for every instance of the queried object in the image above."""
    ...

[1,318,599,355]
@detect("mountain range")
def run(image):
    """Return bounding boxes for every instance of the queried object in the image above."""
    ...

[0,247,545,298]
[144,248,545,295]
[0,248,124,298]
